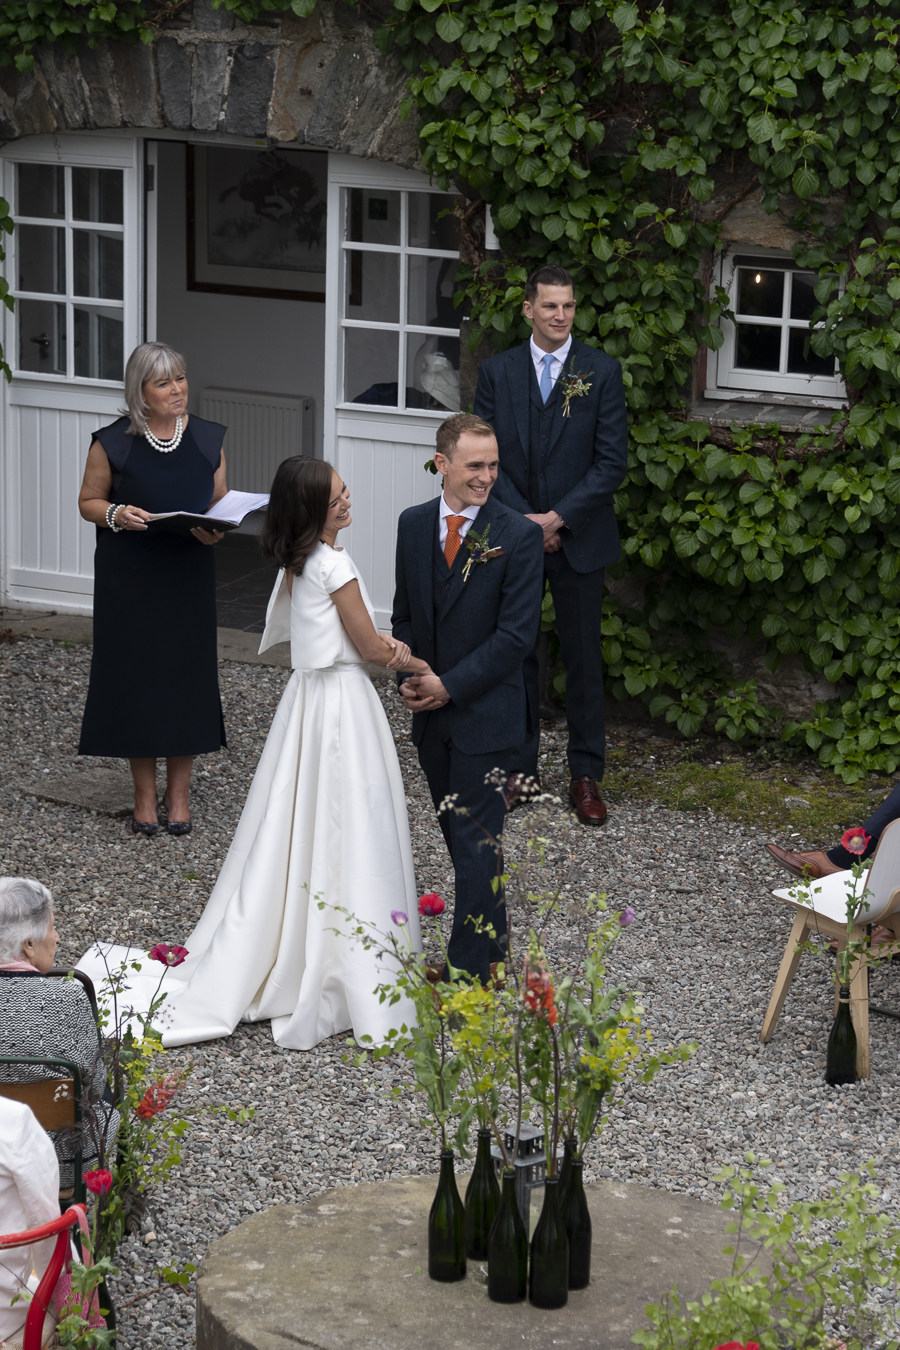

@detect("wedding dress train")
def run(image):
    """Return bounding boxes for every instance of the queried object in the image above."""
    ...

[78,544,421,1050]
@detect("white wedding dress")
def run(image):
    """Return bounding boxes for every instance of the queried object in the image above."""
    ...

[78,543,422,1050]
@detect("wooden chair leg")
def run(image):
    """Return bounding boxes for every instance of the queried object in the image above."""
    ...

[761,910,808,1043]
[848,942,870,1079]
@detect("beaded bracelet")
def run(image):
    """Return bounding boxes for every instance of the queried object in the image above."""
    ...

[106,503,124,532]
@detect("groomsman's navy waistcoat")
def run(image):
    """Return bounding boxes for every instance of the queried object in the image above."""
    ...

[527,373,560,515]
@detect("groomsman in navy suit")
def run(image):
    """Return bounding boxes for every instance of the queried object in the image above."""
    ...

[474,264,628,825]
[392,414,544,983]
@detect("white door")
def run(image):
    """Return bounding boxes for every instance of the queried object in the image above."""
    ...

[0,134,142,612]
[324,154,465,627]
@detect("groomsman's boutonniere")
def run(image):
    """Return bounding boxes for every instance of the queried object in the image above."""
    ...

[462,525,506,582]
[557,358,593,418]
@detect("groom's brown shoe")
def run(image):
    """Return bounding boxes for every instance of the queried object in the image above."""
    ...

[569,776,607,826]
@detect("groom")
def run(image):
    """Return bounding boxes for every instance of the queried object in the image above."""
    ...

[392,413,544,983]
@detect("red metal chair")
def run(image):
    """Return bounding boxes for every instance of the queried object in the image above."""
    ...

[0,1204,84,1350]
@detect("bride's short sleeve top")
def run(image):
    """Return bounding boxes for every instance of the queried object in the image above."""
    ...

[289,541,376,670]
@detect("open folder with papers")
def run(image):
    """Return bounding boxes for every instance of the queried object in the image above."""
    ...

[145,490,270,535]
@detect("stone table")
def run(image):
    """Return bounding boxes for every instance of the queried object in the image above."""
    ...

[196,1175,760,1350]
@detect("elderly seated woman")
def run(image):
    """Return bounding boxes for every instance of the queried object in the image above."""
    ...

[0,878,119,1194]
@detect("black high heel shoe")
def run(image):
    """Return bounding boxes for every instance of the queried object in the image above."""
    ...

[131,819,159,837]
[161,793,193,837]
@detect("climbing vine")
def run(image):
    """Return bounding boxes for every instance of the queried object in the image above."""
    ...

[6,0,900,778]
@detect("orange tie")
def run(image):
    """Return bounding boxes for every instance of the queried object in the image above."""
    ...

[444,515,467,567]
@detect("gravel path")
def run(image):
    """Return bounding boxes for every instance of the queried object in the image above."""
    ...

[1,635,899,1348]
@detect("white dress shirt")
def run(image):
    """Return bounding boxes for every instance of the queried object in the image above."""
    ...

[530,333,573,390]
[439,494,480,548]
[0,1098,61,1340]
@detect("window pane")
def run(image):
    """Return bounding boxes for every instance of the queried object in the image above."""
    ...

[344,251,399,322]
[73,230,124,300]
[344,327,400,404]
[407,255,462,329]
[17,225,65,294]
[72,167,123,224]
[736,268,784,318]
[17,164,64,219]
[346,188,400,246]
[18,299,66,374]
[787,329,835,378]
[790,271,832,322]
[408,193,464,250]
[407,335,461,411]
[74,304,124,381]
[735,322,781,371]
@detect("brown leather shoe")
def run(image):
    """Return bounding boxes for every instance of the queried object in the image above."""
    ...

[765,843,842,880]
[507,773,541,812]
[568,776,607,825]
[425,963,444,983]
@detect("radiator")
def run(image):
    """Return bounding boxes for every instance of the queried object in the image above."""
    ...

[199,388,315,493]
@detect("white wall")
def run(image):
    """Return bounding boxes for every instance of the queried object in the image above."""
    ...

[155,141,325,456]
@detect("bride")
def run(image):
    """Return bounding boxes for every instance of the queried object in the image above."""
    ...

[79,458,426,1050]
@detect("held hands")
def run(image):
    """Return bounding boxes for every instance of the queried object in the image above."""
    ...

[399,672,450,712]
[379,634,413,670]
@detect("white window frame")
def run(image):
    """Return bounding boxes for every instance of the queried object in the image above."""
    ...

[706,247,846,407]
[0,134,140,391]
[324,155,464,422]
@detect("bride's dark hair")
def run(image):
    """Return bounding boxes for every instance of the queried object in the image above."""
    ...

[260,456,335,575]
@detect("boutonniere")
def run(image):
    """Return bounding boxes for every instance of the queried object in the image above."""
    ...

[462,525,506,582]
[557,357,593,418]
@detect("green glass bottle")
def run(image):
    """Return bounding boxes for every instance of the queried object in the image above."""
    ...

[428,1150,467,1282]
[529,1177,569,1309]
[464,1128,501,1260]
[825,987,858,1087]
[557,1134,577,1210]
[487,1169,527,1303]
[561,1158,592,1289]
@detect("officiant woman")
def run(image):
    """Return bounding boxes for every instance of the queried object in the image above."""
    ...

[77,341,228,836]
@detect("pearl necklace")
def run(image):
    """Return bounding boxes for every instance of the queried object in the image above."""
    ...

[144,415,184,453]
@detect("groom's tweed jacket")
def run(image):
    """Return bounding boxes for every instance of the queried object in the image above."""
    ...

[392,493,543,755]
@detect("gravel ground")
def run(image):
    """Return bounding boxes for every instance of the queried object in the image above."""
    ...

[2,635,900,1348]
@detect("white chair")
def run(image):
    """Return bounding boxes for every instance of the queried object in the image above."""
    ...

[760,817,900,1077]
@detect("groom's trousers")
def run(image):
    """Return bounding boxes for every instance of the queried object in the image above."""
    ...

[416,706,511,984]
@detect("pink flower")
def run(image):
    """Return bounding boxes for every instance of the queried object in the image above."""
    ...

[714,1344,759,1350]
[619,907,635,927]
[418,894,445,918]
[148,943,189,967]
[83,1169,113,1195]
[841,829,870,856]
[390,910,408,926]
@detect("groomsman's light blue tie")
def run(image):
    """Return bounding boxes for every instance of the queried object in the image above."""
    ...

[540,351,555,404]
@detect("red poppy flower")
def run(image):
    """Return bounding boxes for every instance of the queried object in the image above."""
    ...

[713,1343,759,1350]
[418,894,445,918]
[148,943,189,967]
[83,1169,113,1195]
[840,829,870,856]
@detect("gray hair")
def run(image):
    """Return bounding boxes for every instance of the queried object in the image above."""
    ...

[124,342,186,436]
[0,877,53,962]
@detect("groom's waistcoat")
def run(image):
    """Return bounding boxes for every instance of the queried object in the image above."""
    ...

[432,528,465,668]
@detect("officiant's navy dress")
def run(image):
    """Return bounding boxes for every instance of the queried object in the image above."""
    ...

[78,414,227,758]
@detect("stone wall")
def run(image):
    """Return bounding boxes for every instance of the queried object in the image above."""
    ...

[0,0,421,167]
